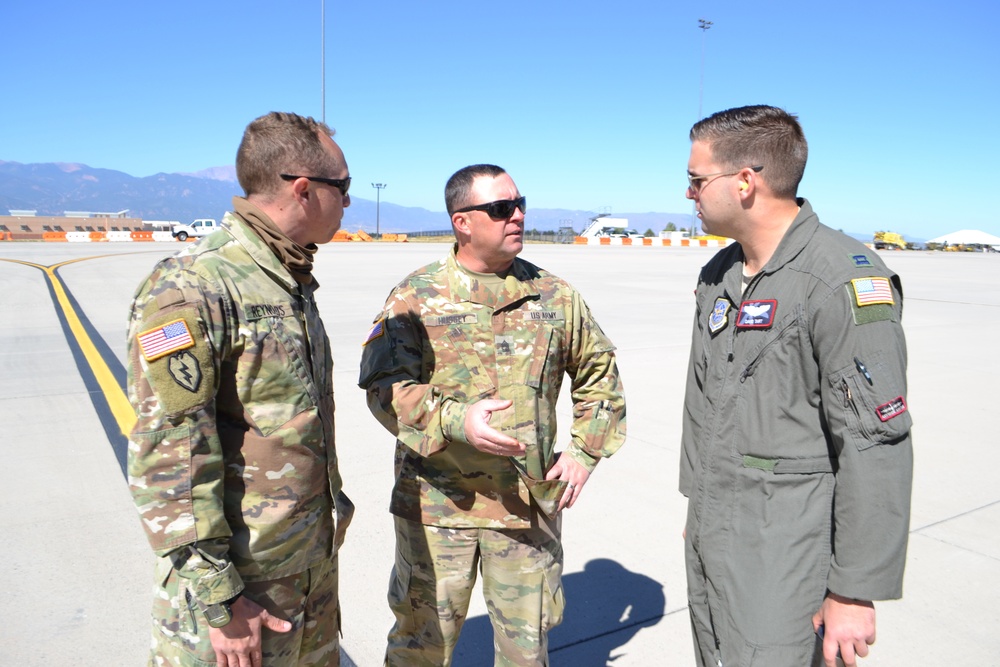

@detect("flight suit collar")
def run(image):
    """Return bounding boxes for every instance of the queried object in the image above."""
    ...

[445,246,539,310]
[757,198,820,277]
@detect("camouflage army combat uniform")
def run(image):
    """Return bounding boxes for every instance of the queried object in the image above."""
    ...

[681,200,913,666]
[127,204,351,666]
[359,248,626,666]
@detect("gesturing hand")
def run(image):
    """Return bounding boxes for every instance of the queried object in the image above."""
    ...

[463,399,526,457]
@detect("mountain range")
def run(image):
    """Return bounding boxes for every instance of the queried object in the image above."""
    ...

[0,160,695,235]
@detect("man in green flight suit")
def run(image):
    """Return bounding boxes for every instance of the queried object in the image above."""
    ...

[680,105,913,667]
[359,164,626,666]
[127,111,354,667]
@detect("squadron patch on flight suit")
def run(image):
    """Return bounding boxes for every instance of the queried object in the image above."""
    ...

[708,297,731,334]
[876,396,908,422]
[736,299,777,328]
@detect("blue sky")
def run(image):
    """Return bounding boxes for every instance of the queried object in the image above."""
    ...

[2,0,997,239]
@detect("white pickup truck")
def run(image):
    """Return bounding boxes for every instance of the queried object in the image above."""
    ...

[171,218,220,241]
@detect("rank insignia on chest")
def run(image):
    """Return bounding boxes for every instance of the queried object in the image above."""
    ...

[736,299,777,329]
[708,297,731,334]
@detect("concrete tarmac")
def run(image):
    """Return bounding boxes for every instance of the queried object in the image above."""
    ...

[1,241,997,666]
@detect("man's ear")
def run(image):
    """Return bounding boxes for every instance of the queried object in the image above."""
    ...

[452,212,471,237]
[289,176,311,205]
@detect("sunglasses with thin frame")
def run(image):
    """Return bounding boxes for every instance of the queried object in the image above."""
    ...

[280,173,352,196]
[454,196,527,220]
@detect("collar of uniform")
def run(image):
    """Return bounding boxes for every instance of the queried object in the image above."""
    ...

[445,246,539,309]
[756,198,820,276]
[222,211,303,291]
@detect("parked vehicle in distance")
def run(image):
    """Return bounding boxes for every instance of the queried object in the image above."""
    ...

[171,218,220,241]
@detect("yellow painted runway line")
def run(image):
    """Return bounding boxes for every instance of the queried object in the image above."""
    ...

[1,255,136,435]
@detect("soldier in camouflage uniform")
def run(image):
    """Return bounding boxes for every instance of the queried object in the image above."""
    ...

[358,164,626,666]
[127,112,354,667]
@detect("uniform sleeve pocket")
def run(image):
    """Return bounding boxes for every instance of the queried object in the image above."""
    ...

[830,353,912,451]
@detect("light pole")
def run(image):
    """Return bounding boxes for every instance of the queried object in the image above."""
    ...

[321,0,326,123]
[372,183,387,238]
[691,18,713,237]
[697,18,712,121]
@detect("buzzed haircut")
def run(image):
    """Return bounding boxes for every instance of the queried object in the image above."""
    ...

[691,105,808,199]
[236,112,339,198]
[445,164,507,215]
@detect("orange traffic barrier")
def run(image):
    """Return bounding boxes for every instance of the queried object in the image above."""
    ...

[622,237,633,246]
[574,236,587,244]
[88,232,108,242]
[43,232,68,242]
[395,234,408,242]
[131,230,155,242]
[382,233,397,242]
[355,230,373,242]
[599,237,611,245]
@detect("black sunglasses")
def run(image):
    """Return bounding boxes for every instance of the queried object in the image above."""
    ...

[455,196,526,220]
[280,173,351,196]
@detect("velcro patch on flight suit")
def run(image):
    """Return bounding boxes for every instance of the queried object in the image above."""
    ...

[138,306,214,415]
[708,297,731,334]
[846,284,897,326]
[849,253,873,267]
[876,396,908,422]
[736,299,777,328]
[851,277,894,306]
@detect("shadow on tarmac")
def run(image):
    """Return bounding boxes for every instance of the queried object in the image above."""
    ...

[453,558,666,665]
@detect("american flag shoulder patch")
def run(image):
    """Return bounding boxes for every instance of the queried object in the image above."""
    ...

[138,318,195,361]
[851,277,894,307]
[362,317,385,346]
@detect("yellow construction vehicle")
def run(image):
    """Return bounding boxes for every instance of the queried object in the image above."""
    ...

[873,231,907,250]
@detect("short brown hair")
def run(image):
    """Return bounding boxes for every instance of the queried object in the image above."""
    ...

[444,164,507,215]
[691,105,807,198]
[236,112,339,197]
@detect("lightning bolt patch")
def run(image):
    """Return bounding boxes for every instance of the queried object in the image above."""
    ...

[168,350,202,393]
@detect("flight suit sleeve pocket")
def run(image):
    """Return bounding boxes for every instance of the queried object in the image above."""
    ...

[830,354,912,451]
